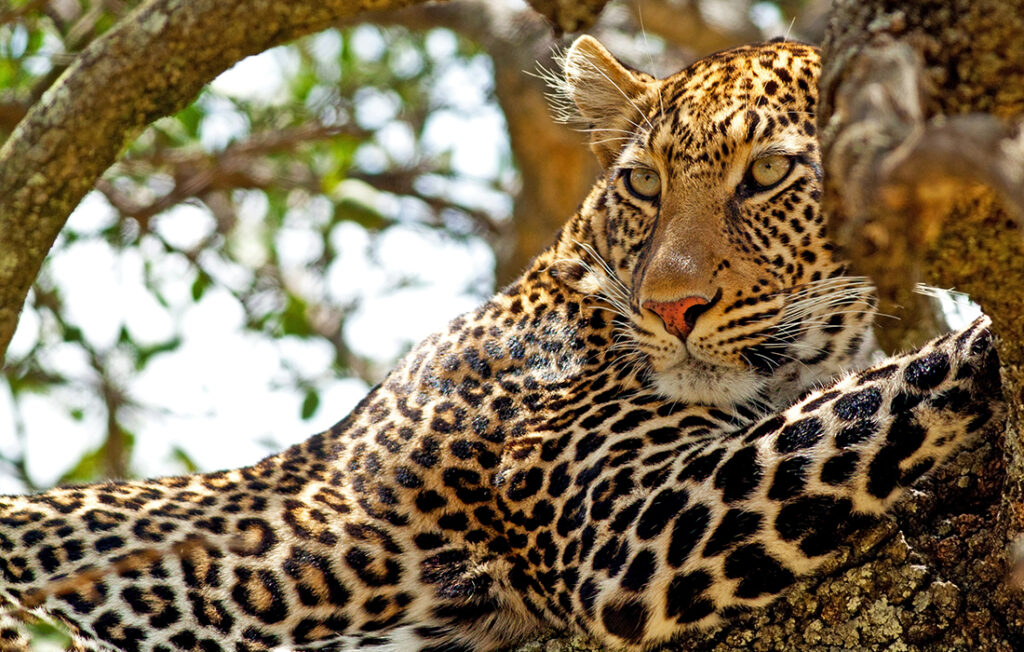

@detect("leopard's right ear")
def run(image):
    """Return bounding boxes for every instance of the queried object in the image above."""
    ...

[549,35,654,168]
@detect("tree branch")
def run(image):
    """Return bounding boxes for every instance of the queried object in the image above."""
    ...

[819,3,1024,353]
[813,2,1024,648]
[817,36,951,349]
[0,0,425,362]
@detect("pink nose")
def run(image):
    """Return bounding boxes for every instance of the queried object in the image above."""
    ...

[643,295,712,340]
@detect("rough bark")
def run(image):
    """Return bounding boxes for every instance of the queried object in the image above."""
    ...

[815,2,1024,648]
[819,1,1024,354]
[0,0,429,362]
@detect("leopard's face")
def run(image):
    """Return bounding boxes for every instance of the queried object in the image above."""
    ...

[558,39,875,407]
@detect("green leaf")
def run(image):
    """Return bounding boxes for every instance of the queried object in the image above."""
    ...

[280,292,313,337]
[58,447,102,484]
[136,337,182,371]
[59,430,136,483]
[63,325,84,343]
[320,137,360,193]
[290,65,320,102]
[176,102,205,140]
[300,389,320,420]
[191,272,212,302]
[334,197,389,231]
[171,446,199,473]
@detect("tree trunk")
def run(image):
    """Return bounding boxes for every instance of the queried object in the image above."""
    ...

[815,2,1024,646]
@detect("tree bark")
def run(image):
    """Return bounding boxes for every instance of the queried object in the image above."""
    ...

[815,3,1024,647]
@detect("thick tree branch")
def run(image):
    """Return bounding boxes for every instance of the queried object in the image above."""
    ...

[818,36,950,349]
[819,31,1024,352]
[0,0,425,362]
[813,1,1024,649]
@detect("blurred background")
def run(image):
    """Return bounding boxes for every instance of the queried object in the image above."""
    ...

[1,0,837,493]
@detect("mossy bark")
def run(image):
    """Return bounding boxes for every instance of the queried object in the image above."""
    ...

[819,0,1024,641]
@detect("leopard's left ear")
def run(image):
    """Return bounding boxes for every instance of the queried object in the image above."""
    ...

[552,35,655,168]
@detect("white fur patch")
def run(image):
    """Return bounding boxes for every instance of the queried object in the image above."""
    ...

[650,358,765,407]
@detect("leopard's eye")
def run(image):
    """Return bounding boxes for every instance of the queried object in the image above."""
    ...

[625,167,661,199]
[748,155,793,189]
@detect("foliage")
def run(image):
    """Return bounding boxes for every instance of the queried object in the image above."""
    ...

[0,4,512,489]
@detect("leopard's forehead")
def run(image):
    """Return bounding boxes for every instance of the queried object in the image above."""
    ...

[679,41,816,84]
[665,41,819,111]
[636,42,821,164]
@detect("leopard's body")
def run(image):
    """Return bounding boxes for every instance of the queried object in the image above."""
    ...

[0,37,1002,652]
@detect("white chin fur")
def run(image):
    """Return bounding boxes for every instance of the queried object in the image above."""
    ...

[650,359,765,407]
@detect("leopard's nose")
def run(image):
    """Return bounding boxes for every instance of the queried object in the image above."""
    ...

[643,291,719,340]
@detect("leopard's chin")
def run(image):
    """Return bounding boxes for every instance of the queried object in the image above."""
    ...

[649,357,766,407]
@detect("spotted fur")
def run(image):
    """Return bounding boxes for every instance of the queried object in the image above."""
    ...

[0,37,1002,652]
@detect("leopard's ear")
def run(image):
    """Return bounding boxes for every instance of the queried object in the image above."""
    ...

[553,35,654,168]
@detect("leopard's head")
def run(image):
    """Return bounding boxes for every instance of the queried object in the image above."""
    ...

[552,37,876,407]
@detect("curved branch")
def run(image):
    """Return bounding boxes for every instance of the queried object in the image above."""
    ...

[0,0,423,361]
[817,36,950,350]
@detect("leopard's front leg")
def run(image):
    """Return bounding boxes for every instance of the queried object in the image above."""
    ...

[576,318,1001,649]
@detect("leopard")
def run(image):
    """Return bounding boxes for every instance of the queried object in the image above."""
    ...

[0,35,1003,652]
